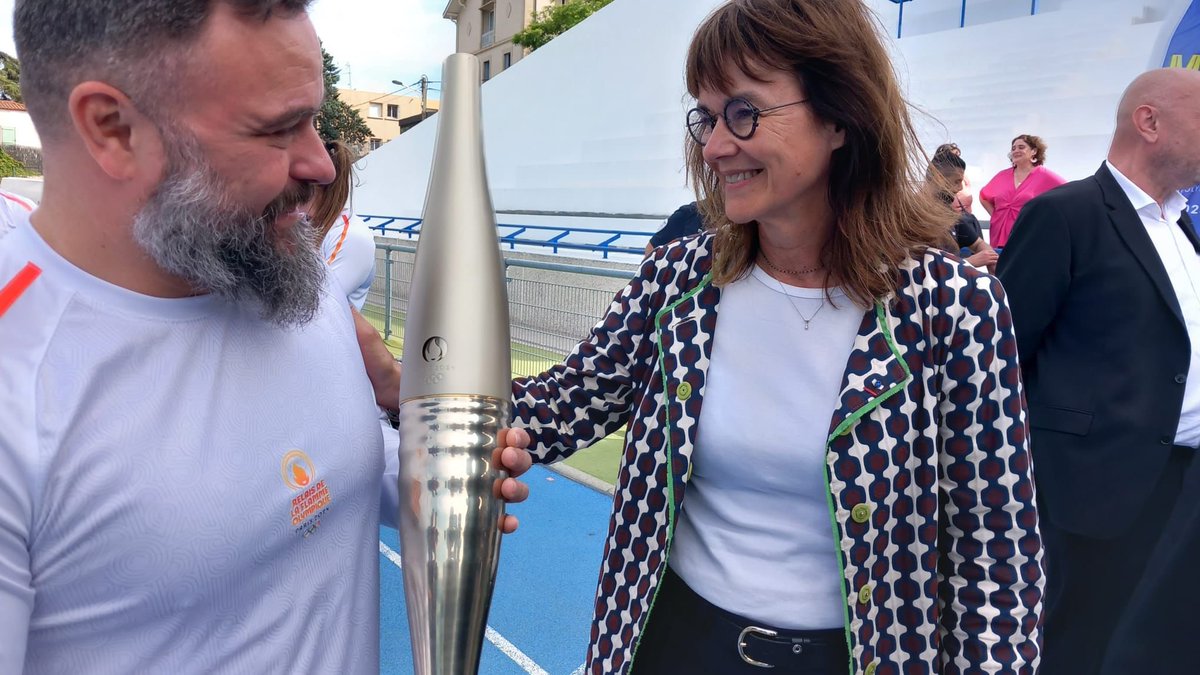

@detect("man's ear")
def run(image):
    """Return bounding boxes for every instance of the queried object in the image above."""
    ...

[67,82,162,181]
[1131,104,1160,143]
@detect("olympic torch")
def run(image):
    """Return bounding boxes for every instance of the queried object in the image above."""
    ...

[395,53,511,675]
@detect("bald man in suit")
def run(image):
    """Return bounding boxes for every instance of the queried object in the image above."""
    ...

[998,68,1200,675]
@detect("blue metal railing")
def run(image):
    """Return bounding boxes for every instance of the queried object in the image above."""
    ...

[889,0,1041,38]
[360,214,652,259]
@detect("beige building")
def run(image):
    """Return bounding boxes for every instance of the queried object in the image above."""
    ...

[443,0,566,81]
[336,88,441,151]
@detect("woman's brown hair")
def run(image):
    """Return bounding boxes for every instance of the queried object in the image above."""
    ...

[684,0,953,307]
[309,140,357,243]
[1012,134,1047,167]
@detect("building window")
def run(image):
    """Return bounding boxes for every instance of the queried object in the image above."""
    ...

[481,8,495,47]
[368,102,382,118]
[482,60,491,82]
[1,127,14,145]
[502,52,511,70]
[386,104,399,119]
[369,138,382,151]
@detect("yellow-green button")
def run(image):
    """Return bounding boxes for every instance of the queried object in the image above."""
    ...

[865,662,878,675]
[851,504,871,524]
[858,585,872,605]
[676,381,693,400]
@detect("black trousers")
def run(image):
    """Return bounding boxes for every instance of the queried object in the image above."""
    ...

[1040,445,1195,675]
[629,567,849,675]
[1101,444,1200,674]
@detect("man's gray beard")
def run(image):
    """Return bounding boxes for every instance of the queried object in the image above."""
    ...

[132,135,326,328]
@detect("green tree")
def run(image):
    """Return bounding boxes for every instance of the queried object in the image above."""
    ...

[316,47,371,148]
[0,146,30,177]
[0,52,22,102]
[513,0,614,52]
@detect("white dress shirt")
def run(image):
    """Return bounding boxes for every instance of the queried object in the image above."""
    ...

[1107,161,1200,445]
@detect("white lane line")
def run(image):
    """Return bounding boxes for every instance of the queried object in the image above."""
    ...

[485,627,551,675]
[379,541,550,675]
[379,540,404,568]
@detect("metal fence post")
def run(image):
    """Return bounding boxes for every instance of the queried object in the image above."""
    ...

[384,248,394,340]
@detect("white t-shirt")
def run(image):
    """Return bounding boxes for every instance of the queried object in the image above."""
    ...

[0,213,395,673]
[0,188,36,237]
[670,265,862,630]
[320,210,377,310]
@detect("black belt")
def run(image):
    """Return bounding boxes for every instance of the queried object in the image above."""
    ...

[659,567,848,671]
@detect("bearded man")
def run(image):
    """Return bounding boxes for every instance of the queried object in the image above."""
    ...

[0,2,531,672]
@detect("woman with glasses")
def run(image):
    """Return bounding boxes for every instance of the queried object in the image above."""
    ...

[509,1,1043,672]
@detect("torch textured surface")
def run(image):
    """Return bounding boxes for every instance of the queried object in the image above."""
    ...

[395,52,511,675]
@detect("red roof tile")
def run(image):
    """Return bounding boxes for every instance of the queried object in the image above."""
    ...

[0,100,27,111]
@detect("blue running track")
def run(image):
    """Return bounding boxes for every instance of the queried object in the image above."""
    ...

[379,465,613,674]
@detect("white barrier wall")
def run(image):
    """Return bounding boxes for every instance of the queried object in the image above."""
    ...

[354,0,1195,234]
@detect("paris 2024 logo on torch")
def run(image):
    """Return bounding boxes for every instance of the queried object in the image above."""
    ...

[422,336,448,362]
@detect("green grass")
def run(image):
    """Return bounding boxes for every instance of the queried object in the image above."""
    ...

[364,308,622,488]
[561,436,622,486]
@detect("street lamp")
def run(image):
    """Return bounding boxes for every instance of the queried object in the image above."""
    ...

[394,76,430,120]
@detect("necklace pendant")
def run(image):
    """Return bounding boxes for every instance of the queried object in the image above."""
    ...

[803,320,811,330]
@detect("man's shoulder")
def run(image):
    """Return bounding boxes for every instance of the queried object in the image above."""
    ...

[2,212,69,274]
[0,224,64,469]
[1012,173,1108,234]
[650,202,704,247]
[0,221,66,325]
[1026,172,1103,209]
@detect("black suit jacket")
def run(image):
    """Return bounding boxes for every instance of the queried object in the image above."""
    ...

[998,163,1199,538]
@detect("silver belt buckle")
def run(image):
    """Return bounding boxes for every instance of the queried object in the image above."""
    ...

[737,625,778,668]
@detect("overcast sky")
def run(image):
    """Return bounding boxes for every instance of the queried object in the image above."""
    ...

[0,0,457,97]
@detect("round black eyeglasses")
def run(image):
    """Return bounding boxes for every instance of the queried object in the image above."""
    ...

[686,97,809,146]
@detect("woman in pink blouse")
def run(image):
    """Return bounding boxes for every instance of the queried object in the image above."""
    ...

[979,134,1066,248]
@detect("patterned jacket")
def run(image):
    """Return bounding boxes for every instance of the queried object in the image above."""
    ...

[512,233,1043,674]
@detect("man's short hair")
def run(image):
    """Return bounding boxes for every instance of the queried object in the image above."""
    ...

[930,148,967,173]
[14,0,313,138]
[927,148,966,203]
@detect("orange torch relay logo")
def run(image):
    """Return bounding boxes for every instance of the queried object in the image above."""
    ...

[281,449,333,533]
[281,450,316,490]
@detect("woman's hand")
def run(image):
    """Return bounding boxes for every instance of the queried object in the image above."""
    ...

[353,307,535,533]
[495,428,534,534]
[966,249,999,268]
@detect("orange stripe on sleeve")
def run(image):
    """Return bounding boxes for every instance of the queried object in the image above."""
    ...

[326,214,352,264]
[2,193,34,212]
[0,262,42,318]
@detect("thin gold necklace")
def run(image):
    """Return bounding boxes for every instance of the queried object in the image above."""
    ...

[759,251,823,277]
